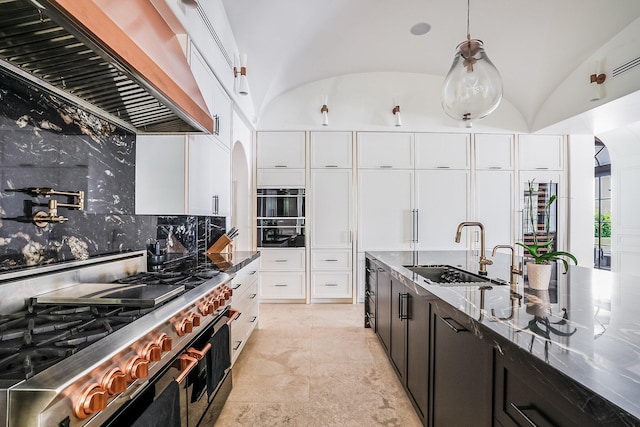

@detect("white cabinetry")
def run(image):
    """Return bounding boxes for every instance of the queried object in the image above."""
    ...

[136,134,229,216]
[310,132,353,299]
[415,133,470,169]
[310,131,352,168]
[230,259,259,364]
[257,132,306,187]
[357,132,413,169]
[259,248,306,300]
[414,170,470,250]
[518,135,564,171]
[475,134,514,170]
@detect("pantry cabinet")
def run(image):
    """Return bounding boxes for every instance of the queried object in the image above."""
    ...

[357,132,413,169]
[310,131,352,168]
[257,132,306,187]
[414,133,470,170]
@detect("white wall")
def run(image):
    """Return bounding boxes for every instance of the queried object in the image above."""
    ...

[598,122,640,276]
[231,110,254,251]
[567,135,596,267]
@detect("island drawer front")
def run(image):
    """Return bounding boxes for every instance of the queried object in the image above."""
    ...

[494,354,600,427]
[311,250,352,270]
[260,272,305,299]
[231,260,260,299]
[260,249,305,271]
[311,272,352,298]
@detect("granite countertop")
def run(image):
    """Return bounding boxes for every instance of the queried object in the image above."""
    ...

[366,250,640,421]
[159,251,261,275]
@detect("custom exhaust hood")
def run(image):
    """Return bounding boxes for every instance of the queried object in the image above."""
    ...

[0,0,213,133]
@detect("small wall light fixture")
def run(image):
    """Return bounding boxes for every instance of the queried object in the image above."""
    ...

[321,96,329,126]
[589,60,606,101]
[392,97,402,127]
[234,54,249,96]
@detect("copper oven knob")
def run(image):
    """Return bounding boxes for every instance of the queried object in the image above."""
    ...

[198,302,211,316]
[124,356,149,381]
[155,333,173,352]
[101,368,127,395]
[189,313,201,327]
[176,317,193,336]
[141,342,162,362]
[73,384,107,419]
[218,296,226,307]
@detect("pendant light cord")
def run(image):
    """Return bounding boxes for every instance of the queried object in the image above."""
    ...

[466,0,471,41]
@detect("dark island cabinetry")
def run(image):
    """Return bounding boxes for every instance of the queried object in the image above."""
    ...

[406,285,430,421]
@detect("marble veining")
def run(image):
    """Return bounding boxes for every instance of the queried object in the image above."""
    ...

[368,250,640,423]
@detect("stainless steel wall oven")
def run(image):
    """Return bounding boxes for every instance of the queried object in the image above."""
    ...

[257,188,305,247]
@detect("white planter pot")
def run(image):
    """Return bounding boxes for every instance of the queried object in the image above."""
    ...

[526,262,553,290]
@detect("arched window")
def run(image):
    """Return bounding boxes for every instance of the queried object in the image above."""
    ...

[594,138,611,270]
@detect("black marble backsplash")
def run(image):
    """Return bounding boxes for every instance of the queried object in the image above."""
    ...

[0,70,223,271]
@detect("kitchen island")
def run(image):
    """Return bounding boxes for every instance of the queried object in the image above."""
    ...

[366,250,640,426]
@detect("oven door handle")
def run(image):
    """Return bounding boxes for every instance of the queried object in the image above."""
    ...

[187,343,212,360]
[226,308,241,325]
[175,354,198,384]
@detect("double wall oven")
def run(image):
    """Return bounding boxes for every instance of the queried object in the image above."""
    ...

[0,251,238,427]
[257,188,305,247]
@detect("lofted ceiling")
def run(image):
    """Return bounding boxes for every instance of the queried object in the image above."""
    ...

[221,0,640,130]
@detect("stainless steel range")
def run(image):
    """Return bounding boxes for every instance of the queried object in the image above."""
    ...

[0,250,235,426]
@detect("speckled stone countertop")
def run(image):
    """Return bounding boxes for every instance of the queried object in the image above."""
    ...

[366,250,640,423]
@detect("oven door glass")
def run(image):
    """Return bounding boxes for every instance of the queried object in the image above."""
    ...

[257,189,305,217]
[257,218,305,247]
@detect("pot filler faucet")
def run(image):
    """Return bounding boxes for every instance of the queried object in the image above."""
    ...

[455,221,493,275]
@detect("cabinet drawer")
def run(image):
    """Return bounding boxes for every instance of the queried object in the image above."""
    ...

[311,272,352,298]
[257,169,305,187]
[260,249,305,271]
[260,272,306,299]
[311,250,352,270]
[231,260,259,298]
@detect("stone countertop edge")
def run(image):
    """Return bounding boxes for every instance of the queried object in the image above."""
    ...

[366,250,640,424]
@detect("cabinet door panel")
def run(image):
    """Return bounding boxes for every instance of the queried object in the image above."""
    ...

[211,140,230,216]
[390,278,406,381]
[475,134,514,170]
[311,170,352,248]
[358,170,413,251]
[257,132,306,168]
[406,288,429,421]
[518,135,563,170]
[415,170,469,250]
[310,132,352,168]
[415,133,470,169]
[188,135,214,215]
[476,170,513,251]
[376,265,391,353]
[357,132,413,169]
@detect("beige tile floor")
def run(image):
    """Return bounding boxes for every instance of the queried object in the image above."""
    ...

[214,303,423,427]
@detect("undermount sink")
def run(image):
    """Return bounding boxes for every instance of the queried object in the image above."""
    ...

[404,264,495,286]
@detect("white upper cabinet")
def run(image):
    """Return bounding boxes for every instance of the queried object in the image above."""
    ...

[257,132,306,169]
[136,134,227,216]
[357,132,413,169]
[518,135,564,170]
[211,77,231,148]
[310,132,352,169]
[476,170,514,251]
[475,134,514,170]
[415,133,470,170]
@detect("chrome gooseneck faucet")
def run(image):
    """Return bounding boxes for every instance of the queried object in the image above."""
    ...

[455,221,493,275]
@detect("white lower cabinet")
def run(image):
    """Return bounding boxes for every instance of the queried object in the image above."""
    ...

[229,259,259,364]
[259,248,306,301]
[311,272,352,298]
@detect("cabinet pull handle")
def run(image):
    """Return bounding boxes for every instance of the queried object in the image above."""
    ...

[325,165,338,168]
[379,165,392,169]
[250,316,257,323]
[212,195,219,215]
[249,293,257,299]
[437,166,450,169]
[249,271,257,275]
[232,283,242,290]
[366,267,374,273]
[274,284,288,287]
[399,293,410,320]
[510,403,542,427]
[324,259,339,262]
[440,317,467,333]
[535,167,549,170]
[489,166,502,170]
[324,283,339,287]
[233,340,243,351]
[274,165,288,168]
[415,209,419,244]
[274,259,288,263]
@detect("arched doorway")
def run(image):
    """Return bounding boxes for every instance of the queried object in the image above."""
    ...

[231,140,251,251]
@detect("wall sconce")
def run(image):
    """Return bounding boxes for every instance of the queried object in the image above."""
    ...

[590,60,606,101]
[392,98,402,127]
[320,96,329,126]
[234,54,249,96]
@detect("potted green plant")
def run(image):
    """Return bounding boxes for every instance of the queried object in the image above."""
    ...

[516,180,577,290]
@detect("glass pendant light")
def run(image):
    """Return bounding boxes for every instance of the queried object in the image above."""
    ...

[441,0,502,127]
